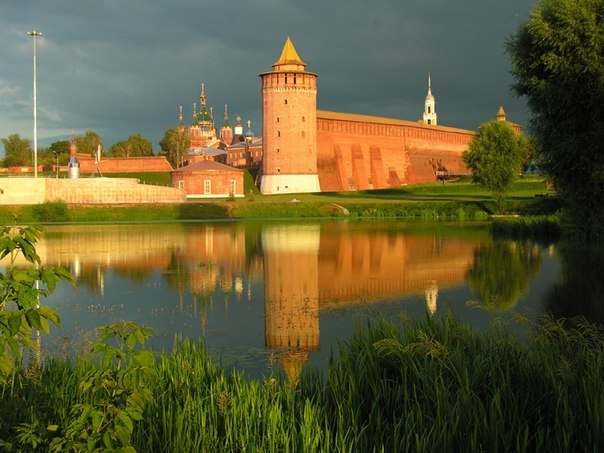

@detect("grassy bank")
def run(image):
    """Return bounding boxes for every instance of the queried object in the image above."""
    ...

[0,175,559,224]
[1,315,602,451]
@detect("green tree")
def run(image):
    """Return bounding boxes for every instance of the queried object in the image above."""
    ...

[75,130,102,157]
[0,225,74,382]
[159,126,189,168]
[38,140,71,168]
[109,133,153,157]
[507,0,604,239]
[463,120,530,212]
[1,134,31,167]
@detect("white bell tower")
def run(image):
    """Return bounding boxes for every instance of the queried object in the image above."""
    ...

[423,73,437,125]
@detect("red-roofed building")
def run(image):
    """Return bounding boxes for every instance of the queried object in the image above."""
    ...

[170,159,244,199]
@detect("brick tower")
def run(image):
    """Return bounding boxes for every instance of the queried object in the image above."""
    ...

[259,37,321,194]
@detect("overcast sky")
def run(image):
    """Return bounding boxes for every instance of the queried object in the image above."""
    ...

[1,0,536,155]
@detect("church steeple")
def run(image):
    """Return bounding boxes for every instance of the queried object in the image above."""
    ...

[496,105,507,121]
[423,73,437,125]
[220,104,233,144]
[178,105,184,131]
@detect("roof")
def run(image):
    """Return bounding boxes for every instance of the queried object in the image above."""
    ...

[273,36,306,67]
[173,160,243,173]
[316,110,475,135]
[190,147,226,156]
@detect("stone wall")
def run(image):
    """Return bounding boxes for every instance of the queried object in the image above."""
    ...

[0,177,186,205]
[74,155,174,174]
[316,110,473,191]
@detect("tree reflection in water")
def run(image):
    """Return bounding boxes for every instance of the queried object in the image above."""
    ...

[543,242,604,325]
[466,240,542,311]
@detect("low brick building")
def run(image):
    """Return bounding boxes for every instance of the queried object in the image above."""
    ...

[170,160,244,199]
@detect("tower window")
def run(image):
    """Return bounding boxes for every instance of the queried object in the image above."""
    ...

[302,116,305,122]
[284,99,288,105]
[293,74,297,84]
[277,131,281,137]
[276,117,279,123]
[428,106,432,113]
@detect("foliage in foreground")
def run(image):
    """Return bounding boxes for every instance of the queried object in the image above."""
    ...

[1,314,603,452]
[507,0,604,239]
[0,225,74,382]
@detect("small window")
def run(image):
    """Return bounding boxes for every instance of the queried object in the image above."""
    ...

[204,179,211,194]
[301,131,305,138]
[276,117,280,123]
[230,179,237,195]
[277,168,280,173]
[178,180,184,189]
[277,131,281,137]
[302,116,305,122]
[284,99,288,105]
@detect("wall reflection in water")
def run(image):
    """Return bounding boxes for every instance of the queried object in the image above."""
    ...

[31,222,552,378]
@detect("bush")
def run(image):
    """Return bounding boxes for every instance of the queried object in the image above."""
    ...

[30,201,70,223]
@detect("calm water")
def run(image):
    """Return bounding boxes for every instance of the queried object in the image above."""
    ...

[23,220,576,379]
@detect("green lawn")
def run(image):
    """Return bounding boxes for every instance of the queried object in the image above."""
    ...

[0,173,558,223]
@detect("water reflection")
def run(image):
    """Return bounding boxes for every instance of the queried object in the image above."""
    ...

[28,221,559,378]
[543,242,604,324]
[466,241,542,311]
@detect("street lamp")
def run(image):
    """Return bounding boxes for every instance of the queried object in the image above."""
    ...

[28,30,42,178]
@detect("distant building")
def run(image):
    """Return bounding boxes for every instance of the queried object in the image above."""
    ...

[170,159,244,199]
[168,37,522,196]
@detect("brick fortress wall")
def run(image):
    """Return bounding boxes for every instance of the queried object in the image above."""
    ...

[316,110,474,192]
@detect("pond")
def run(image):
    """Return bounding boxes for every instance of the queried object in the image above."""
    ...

[22,220,601,380]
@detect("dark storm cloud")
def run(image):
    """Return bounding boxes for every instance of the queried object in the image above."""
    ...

[1,0,535,153]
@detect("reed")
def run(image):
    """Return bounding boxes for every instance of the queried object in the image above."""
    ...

[1,314,603,451]
[491,215,561,240]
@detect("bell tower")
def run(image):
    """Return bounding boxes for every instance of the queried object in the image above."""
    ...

[422,73,437,125]
[259,37,321,194]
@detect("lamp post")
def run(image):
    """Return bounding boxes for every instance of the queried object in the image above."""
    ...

[28,30,42,178]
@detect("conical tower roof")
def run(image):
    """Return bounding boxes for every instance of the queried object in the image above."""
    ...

[272,36,306,70]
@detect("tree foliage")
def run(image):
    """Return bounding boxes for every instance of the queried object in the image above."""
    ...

[463,120,530,211]
[0,225,74,382]
[159,126,189,168]
[75,130,102,157]
[1,134,31,167]
[507,0,604,238]
[108,133,153,158]
[40,140,71,167]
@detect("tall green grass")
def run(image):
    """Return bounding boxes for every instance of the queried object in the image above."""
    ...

[491,215,561,240]
[2,315,603,451]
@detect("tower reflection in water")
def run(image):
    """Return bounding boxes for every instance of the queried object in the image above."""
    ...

[34,222,488,379]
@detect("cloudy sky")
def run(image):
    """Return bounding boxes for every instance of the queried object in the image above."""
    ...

[1,0,536,155]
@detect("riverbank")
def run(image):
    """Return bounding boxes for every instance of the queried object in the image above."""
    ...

[0,176,559,224]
